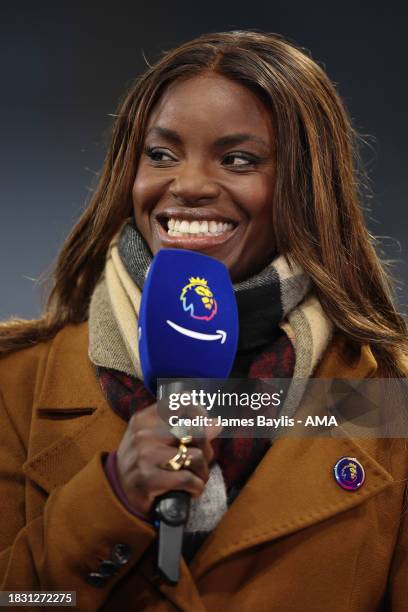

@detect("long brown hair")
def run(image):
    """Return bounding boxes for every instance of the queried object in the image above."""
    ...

[1,30,407,375]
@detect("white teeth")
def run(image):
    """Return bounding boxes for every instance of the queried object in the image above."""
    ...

[164,217,235,236]
[190,221,200,234]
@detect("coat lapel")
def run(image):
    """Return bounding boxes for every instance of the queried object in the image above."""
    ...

[22,323,127,493]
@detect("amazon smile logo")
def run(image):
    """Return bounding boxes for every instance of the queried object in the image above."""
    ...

[166,320,227,344]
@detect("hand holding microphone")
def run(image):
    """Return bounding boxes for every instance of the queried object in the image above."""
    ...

[115,402,221,519]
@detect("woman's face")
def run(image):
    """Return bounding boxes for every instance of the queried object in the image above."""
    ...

[132,73,276,282]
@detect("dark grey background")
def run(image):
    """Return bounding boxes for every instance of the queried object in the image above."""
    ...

[1,2,407,319]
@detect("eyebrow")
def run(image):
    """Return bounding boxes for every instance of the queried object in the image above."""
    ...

[146,126,271,151]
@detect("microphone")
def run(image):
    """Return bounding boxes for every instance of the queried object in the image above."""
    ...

[138,248,238,583]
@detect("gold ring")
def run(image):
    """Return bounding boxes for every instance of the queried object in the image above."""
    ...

[179,435,193,445]
[161,443,188,471]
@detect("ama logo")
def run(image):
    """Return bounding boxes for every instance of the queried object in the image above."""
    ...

[180,276,218,321]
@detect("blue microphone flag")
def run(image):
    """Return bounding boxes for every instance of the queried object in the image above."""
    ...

[138,249,239,394]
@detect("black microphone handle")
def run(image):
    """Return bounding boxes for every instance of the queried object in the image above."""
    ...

[154,490,191,584]
[154,380,195,583]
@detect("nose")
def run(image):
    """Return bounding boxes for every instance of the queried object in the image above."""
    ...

[169,161,220,206]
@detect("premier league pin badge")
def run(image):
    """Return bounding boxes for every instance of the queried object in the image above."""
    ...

[333,457,365,491]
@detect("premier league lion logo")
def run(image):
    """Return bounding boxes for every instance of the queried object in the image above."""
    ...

[340,461,358,485]
[180,276,218,321]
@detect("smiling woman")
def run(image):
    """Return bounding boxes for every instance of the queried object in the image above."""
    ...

[0,30,407,611]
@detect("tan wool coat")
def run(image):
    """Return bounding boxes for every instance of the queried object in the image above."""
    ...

[0,322,407,611]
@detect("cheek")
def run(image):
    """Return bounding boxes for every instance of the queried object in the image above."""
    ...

[233,175,274,221]
[132,168,165,215]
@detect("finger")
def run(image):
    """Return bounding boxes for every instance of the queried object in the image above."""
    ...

[123,461,206,516]
[133,464,206,509]
[182,450,209,482]
[152,466,206,499]
[130,405,197,445]
[141,443,210,482]
[202,418,223,442]
[129,403,169,432]
[188,421,223,462]
[131,426,176,446]
[128,424,215,457]
[164,446,209,482]
[170,402,224,444]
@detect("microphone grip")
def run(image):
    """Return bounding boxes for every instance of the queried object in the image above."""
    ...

[154,491,191,584]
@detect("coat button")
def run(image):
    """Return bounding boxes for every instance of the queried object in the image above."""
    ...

[98,559,120,577]
[85,572,108,588]
[111,543,132,565]
[333,457,365,491]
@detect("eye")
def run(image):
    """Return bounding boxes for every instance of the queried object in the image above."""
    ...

[222,152,260,169]
[143,146,175,163]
